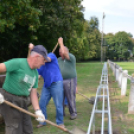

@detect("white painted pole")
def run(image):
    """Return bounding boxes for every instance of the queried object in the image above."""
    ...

[112,63,114,76]
[118,67,122,88]
[115,64,117,80]
[109,61,112,69]
[128,75,134,114]
[114,63,116,76]
[111,63,113,73]
[121,70,128,96]
[115,65,119,82]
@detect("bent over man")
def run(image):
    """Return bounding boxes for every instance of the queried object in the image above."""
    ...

[29,39,65,128]
[0,45,47,134]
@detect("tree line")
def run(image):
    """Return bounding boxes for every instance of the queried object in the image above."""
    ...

[103,32,134,61]
[0,0,134,62]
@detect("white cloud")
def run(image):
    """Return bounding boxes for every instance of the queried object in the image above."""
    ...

[82,0,115,12]
[82,0,134,17]
[82,0,134,36]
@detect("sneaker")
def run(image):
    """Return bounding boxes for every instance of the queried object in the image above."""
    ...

[36,124,45,128]
[58,124,65,128]
[70,114,77,120]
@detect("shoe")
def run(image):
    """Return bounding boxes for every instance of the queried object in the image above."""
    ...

[70,114,77,120]
[58,124,65,128]
[36,124,45,128]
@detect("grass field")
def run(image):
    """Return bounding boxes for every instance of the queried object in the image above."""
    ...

[108,62,134,134]
[116,62,134,75]
[116,62,134,96]
[0,62,134,134]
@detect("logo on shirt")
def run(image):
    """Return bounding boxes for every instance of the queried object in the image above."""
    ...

[23,74,36,92]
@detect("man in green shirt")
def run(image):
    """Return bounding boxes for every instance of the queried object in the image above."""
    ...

[58,38,77,120]
[0,45,47,134]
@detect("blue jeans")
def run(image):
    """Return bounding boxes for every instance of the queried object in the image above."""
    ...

[39,81,64,125]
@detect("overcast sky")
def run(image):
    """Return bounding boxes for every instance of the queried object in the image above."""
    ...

[82,0,134,37]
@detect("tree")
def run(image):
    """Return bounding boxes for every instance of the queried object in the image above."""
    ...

[32,0,84,51]
[105,31,133,61]
[128,32,133,38]
[104,33,115,60]
[70,17,101,61]
[0,0,42,33]
[114,31,132,60]
[0,0,42,61]
[0,0,84,61]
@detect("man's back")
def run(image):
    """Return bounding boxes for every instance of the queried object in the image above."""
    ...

[38,53,63,88]
[58,53,77,79]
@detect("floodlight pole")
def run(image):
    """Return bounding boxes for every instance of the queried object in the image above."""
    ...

[101,12,105,63]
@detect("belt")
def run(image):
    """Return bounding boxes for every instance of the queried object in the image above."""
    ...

[0,88,28,99]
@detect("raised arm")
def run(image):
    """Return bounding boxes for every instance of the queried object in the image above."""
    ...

[58,37,70,60]
[27,43,34,58]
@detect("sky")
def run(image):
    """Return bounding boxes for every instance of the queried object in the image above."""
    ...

[81,0,134,37]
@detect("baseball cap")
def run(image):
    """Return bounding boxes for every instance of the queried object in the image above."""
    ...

[31,45,49,61]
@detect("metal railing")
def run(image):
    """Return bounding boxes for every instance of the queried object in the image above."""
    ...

[87,62,113,134]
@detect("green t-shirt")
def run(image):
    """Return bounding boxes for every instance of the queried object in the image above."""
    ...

[2,58,38,96]
[58,53,77,79]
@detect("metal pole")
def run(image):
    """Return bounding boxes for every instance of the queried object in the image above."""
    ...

[101,12,105,63]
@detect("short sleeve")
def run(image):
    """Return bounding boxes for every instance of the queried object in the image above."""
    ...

[4,59,20,72]
[48,53,56,61]
[69,53,76,63]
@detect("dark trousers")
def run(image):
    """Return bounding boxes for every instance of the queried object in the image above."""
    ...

[0,88,33,134]
[63,77,77,116]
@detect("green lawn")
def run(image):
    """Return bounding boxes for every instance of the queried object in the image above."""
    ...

[116,62,134,75]
[1,62,134,134]
[109,62,134,134]
[116,62,134,95]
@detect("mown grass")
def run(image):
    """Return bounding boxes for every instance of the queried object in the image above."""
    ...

[108,62,134,134]
[0,62,103,134]
[1,62,134,134]
[116,62,134,96]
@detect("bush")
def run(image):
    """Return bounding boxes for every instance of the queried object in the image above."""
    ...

[128,57,134,62]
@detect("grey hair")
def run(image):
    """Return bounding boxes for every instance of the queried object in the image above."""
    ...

[30,51,41,57]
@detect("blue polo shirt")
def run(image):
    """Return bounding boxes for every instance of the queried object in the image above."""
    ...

[37,53,63,88]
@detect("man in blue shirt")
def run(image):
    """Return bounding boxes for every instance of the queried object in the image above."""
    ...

[29,40,65,128]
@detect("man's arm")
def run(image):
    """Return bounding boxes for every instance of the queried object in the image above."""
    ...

[0,63,6,73]
[30,88,40,110]
[30,88,45,122]
[27,43,34,58]
[58,37,70,60]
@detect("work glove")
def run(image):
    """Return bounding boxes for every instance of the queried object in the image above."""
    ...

[0,93,4,104]
[35,109,45,122]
